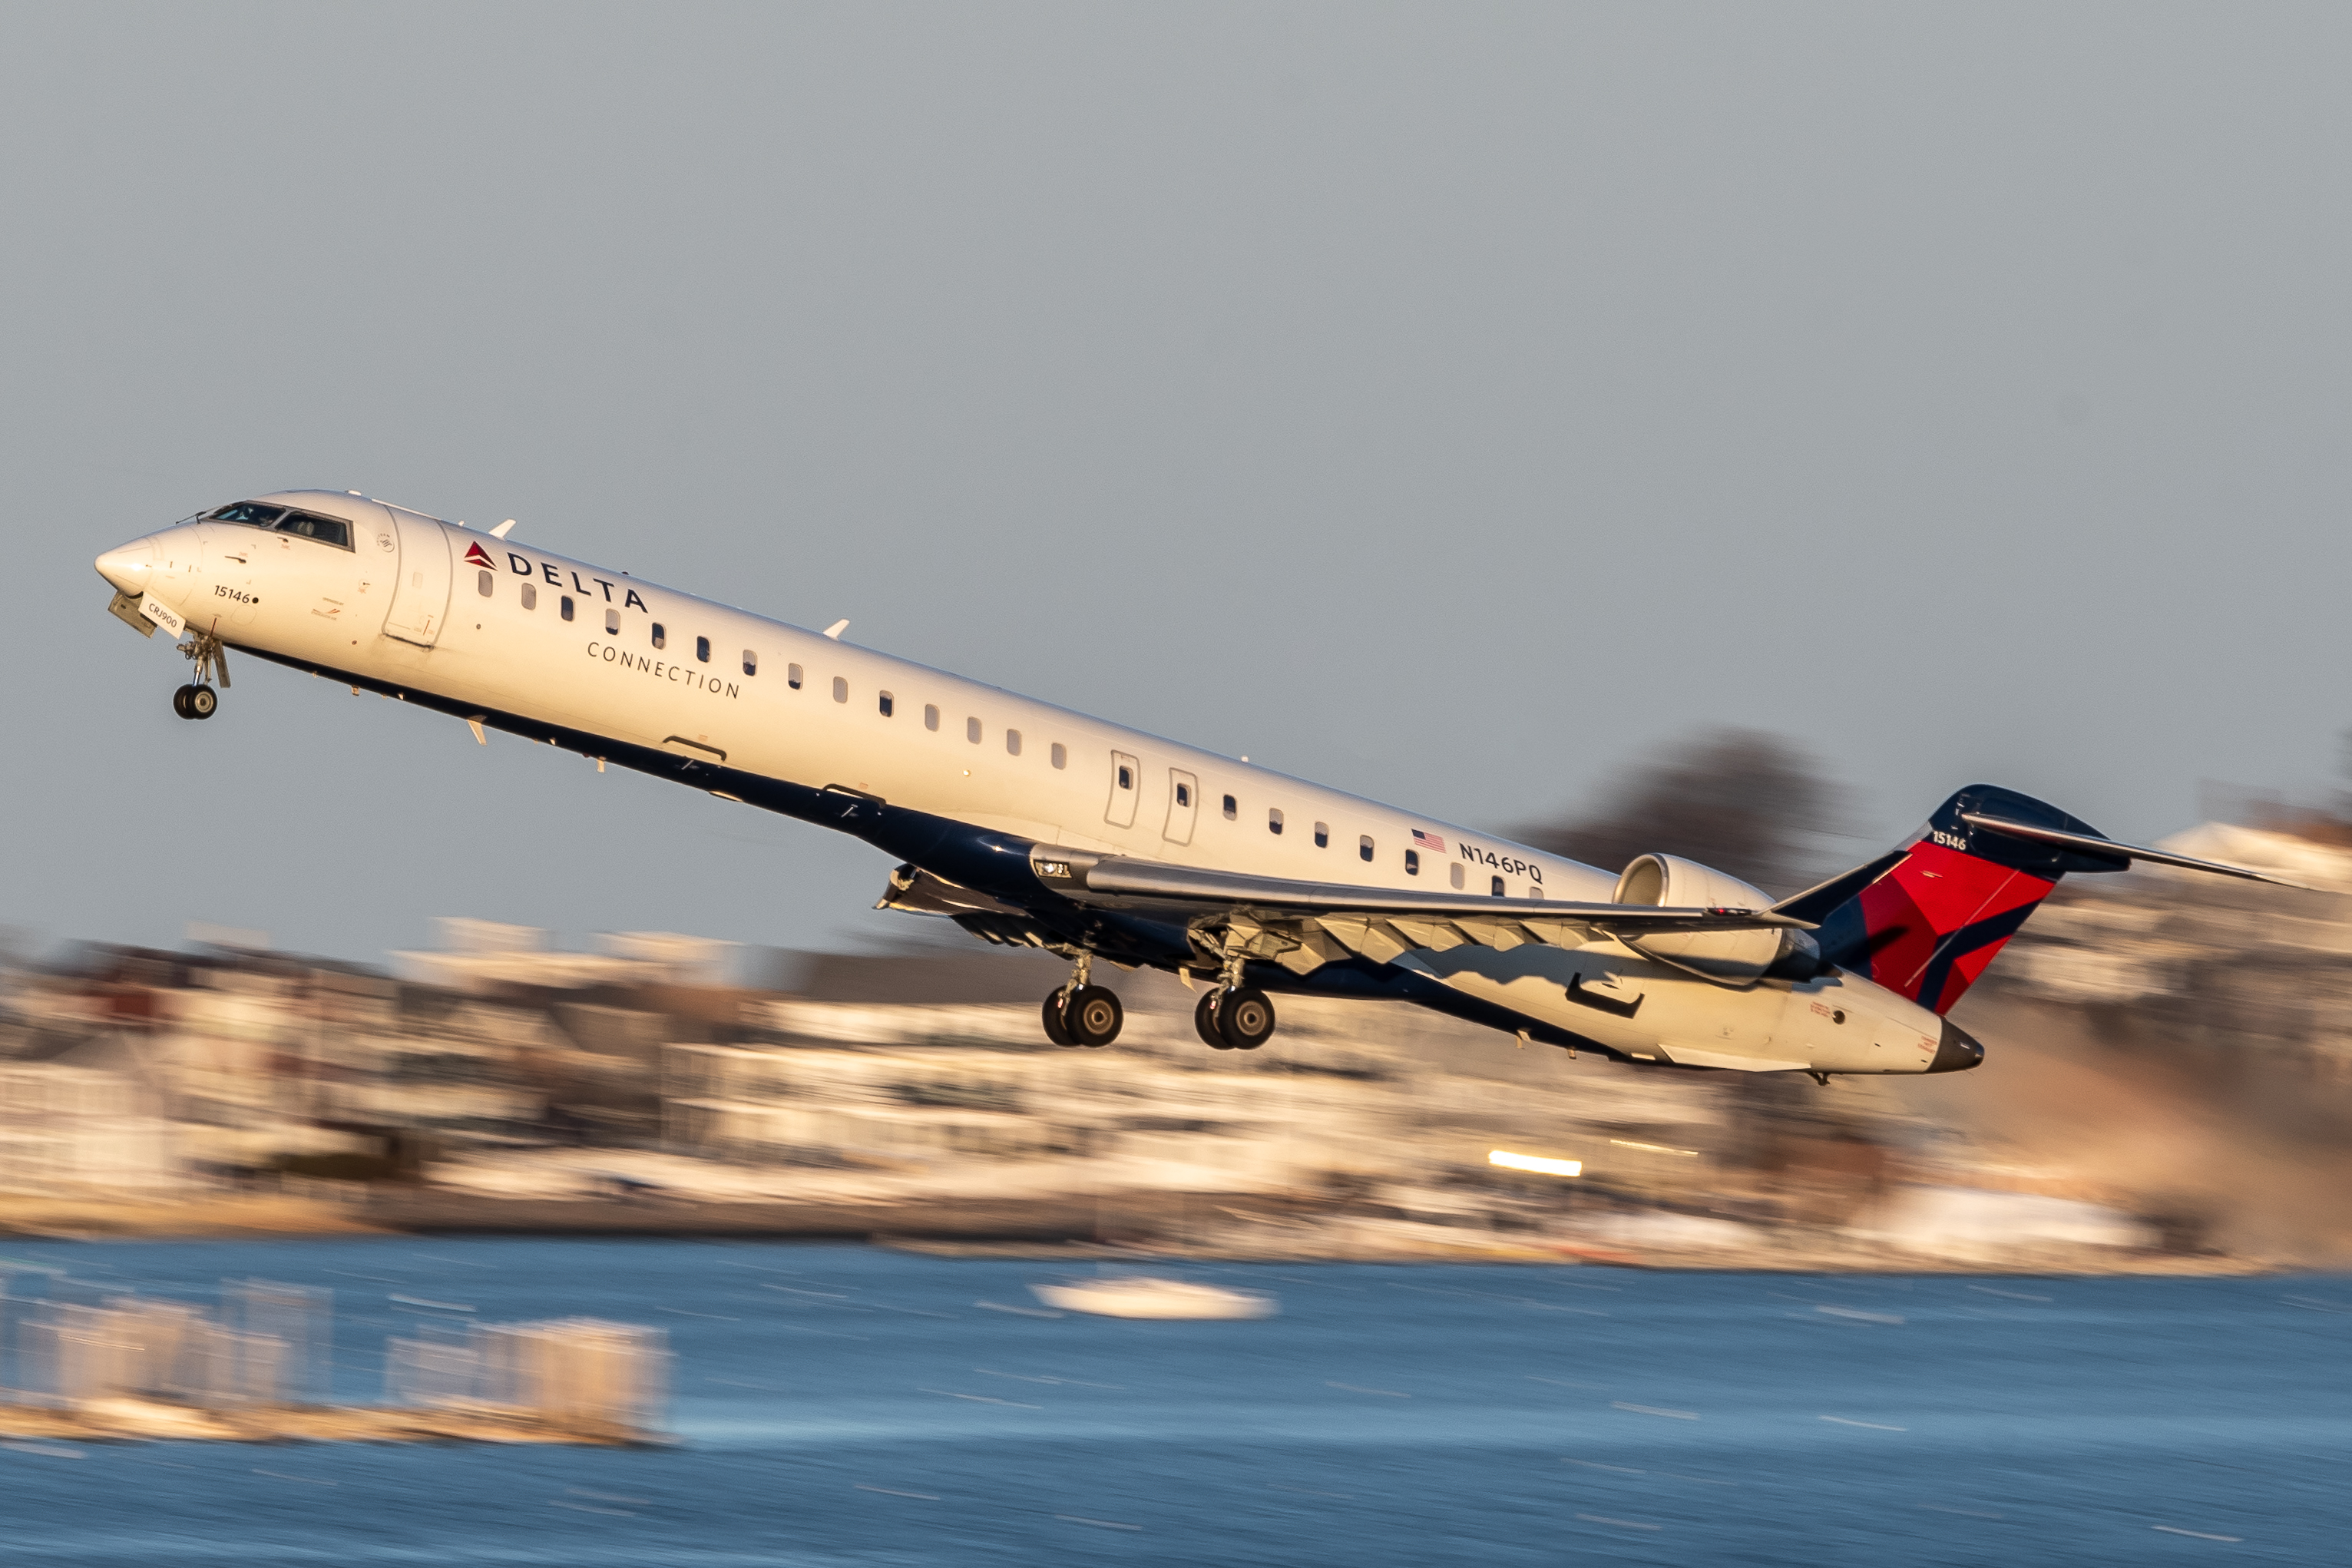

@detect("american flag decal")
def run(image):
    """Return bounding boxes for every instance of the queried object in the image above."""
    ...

[1412,829,1447,853]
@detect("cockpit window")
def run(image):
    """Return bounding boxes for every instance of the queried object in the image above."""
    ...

[205,501,354,550]
[276,511,352,549]
[208,501,286,527]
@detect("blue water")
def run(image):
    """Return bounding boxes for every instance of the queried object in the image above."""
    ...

[0,1241,2344,1565]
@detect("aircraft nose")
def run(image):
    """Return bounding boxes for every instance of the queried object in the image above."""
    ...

[1927,1019,1985,1073]
[95,538,156,594]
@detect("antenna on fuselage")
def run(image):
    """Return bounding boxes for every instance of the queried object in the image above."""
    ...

[490,519,518,540]
[823,619,849,640]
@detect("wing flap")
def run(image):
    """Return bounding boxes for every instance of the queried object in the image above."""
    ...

[1053,852,1811,933]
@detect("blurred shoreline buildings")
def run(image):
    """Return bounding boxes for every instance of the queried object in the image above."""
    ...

[6,816,2352,1272]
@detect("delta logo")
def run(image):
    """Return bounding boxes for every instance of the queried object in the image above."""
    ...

[462,541,497,569]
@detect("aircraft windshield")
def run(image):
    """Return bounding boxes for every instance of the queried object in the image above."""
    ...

[205,501,352,550]
[208,501,285,527]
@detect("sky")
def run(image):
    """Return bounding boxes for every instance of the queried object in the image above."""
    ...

[4,4,2350,964]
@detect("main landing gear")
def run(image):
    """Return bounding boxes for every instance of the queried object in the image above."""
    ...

[1193,984,1276,1051]
[1043,951,1123,1048]
[1189,931,1279,1050]
[171,633,230,721]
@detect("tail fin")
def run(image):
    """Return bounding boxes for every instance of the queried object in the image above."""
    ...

[1779,785,2304,1014]
[1777,786,2127,1015]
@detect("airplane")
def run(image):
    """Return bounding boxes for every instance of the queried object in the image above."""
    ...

[93,490,2294,1079]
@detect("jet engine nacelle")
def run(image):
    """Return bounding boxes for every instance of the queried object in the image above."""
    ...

[1613,852,1788,985]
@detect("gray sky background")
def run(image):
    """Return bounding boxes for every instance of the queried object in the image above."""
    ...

[5,4,2349,964]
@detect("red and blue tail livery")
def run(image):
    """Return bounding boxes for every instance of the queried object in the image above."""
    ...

[1789,786,2136,1015]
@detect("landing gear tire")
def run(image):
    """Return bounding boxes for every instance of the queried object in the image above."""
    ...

[1217,987,1275,1050]
[1063,985,1123,1047]
[1042,991,1077,1047]
[1194,989,1232,1049]
[171,684,194,719]
[187,685,218,719]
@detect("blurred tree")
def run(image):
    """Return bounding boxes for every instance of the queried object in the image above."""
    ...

[1520,729,1848,896]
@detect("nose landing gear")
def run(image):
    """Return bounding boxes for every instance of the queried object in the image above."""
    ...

[171,632,230,720]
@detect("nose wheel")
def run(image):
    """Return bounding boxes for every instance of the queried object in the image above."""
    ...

[172,632,230,719]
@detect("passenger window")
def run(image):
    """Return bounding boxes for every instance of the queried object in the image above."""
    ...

[925,703,940,731]
[477,571,492,597]
[561,596,574,621]
[521,583,538,611]
[1117,765,1133,790]
[788,663,802,689]
[1269,808,1283,835]
[652,623,667,649]
[1050,743,1066,769]
[966,717,981,743]
[1315,822,1329,849]
[1450,862,1465,891]
[1006,729,1022,756]
[1176,782,1191,808]
[1359,835,1374,862]
[1491,875,1506,898]
[696,636,710,663]
[879,692,895,717]
[1222,794,1238,820]
[1405,849,1421,875]
[743,650,756,676]
[832,676,849,703]
[604,609,620,634]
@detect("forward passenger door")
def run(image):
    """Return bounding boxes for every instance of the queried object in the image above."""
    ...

[380,510,452,647]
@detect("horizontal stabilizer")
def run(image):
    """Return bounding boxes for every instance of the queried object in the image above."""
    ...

[1958,813,2313,891]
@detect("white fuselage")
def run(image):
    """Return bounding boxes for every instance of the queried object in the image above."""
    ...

[96,490,1951,1076]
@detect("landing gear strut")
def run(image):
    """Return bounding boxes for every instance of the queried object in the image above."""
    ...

[1191,938,1278,1050]
[1043,951,1123,1048]
[171,633,230,721]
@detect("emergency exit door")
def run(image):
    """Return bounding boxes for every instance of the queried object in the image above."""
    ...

[1105,751,1140,828]
[1163,768,1199,845]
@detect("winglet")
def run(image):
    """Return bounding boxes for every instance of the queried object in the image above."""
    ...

[1958,812,2314,891]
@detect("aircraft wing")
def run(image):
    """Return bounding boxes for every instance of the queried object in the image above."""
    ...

[1024,850,1808,976]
